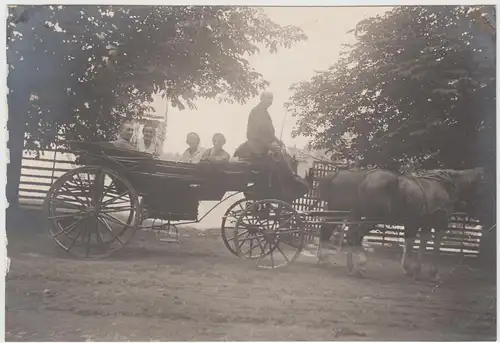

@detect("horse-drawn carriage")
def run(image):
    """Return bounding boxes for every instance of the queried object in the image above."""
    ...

[44,141,493,275]
[44,141,311,268]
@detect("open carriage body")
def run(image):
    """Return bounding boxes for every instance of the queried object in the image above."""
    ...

[44,141,308,267]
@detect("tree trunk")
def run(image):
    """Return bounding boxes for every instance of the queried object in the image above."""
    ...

[6,56,30,210]
[6,7,42,210]
[6,111,25,209]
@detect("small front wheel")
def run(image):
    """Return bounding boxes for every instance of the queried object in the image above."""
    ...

[233,199,305,269]
[220,198,255,256]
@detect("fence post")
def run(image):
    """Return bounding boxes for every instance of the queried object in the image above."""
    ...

[50,150,57,186]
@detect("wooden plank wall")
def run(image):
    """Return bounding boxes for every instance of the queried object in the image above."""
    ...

[18,150,77,210]
[293,160,484,256]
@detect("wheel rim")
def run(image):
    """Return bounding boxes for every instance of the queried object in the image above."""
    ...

[44,166,141,258]
[233,199,304,268]
[221,199,255,256]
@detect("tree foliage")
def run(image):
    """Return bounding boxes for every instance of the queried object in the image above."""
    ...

[7,5,307,151]
[287,5,495,171]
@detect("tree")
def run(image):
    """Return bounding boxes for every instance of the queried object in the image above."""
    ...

[7,5,307,207]
[287,6,495,171]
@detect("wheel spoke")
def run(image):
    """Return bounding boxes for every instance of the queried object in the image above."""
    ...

[99,212,135,229]
[94,219,106,247]
[98,174,116,204]
[85,222,92,257]
[239,233,265,243]
[269,241,275,268]
[100,206,134,214]
[66,220,87,251]
[53,216,87,238]
[91,169,106,206]
[256,240,268,267]
[101,191,130,207]
[226,229,248,243]
[248,235,254,258]
[98,216,126,246]
[48,210,85,220]
[257,237,267,255]
[239,232,251,250]
[276,244,290,262]
[72,173,92,206]
[244,236,263,256]
[50,198,85,211]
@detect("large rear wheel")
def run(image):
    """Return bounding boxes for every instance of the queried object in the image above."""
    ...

[44,166,141,258]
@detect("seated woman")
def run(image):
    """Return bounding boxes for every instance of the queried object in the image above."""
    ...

[134,122,160,158]
[200,133,230,163]
[178,132,205,163]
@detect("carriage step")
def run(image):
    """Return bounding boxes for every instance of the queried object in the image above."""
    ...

[156,232,180,243]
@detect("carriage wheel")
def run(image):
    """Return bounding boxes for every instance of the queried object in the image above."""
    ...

[233,199,305,269]
[44,166,141,258]
[220,198,255,256]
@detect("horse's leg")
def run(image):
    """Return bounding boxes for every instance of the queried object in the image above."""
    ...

[356,224,369,267]
[429,220,446,282]
[345,224,364,275]
[318,222,336,263]
[345,226,355,274]
[351,225,368,276]
[416,225,431,280]
[402,223,418,277]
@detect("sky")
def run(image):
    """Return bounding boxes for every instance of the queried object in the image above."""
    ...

[155,6,392,155]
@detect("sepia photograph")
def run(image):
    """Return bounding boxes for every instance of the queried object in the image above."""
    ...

[5,3,497,341]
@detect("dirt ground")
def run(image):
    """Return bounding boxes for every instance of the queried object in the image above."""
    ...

[5,213,497,341]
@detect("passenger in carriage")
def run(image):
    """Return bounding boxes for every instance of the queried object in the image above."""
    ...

[111,119,138,151]
[178,132,206,163]
[135,122,160,157]
[200,133,231,163]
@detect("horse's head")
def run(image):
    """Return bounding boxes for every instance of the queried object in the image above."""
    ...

[451,167,495,222]
[472,167,488,185]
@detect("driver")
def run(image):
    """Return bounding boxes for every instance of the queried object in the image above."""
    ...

[246,91,282,156]
[242,91,296,179]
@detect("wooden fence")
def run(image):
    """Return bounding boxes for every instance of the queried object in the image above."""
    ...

[293,161,484,257]
[18,150,77,210]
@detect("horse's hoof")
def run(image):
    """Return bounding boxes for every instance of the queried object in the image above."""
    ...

[358,253,368,266]
[412,273,424,282]
[413,266,422,280]
[429,267,438,278]
[354,269,366,278]
[317,257,328,265]
[403,265,414,277]
[430,272,441,283]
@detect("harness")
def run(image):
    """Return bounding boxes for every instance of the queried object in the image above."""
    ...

[407,171,458,217]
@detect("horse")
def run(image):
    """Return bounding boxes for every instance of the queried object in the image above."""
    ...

[309,168,401,274]
[396,167,487,280]
[309,167,487,280]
